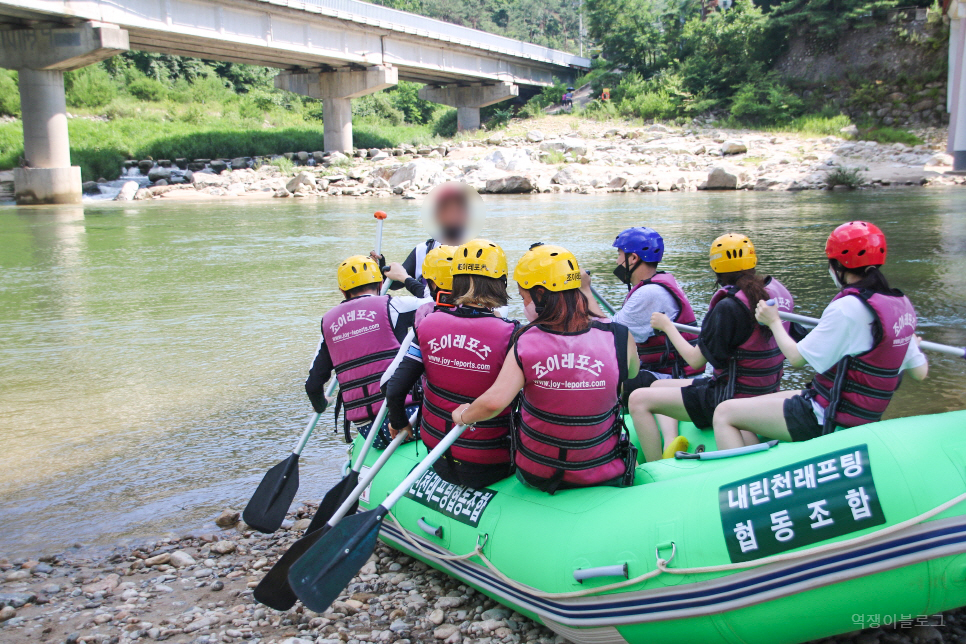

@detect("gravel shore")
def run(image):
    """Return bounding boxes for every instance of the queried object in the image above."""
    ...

[0,505,959,644]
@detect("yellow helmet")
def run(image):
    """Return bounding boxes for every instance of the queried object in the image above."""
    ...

[709,233,757,273]
[452,239,508,279]
[513,243,581,292]
[337,255,382,292]
[422,245,457,291]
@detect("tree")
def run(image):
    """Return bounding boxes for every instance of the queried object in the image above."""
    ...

[768,0,899,41]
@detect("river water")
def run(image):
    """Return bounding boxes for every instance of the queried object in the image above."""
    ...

[2,190,965,557]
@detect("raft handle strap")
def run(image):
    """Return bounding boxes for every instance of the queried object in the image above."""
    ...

[574,563,628,583]
[675,440,779,460]
[386,491,966,600]
[417,517,443,538]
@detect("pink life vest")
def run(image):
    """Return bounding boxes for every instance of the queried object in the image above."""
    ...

[514,321,632,493]
[414,301,436,328]
[810,288,917,432]
[321,295,400,428]
[418,308,516,466]
[625,271,701,377]
[707,277,794,400]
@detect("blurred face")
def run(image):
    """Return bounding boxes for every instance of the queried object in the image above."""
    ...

[435,196,469,237]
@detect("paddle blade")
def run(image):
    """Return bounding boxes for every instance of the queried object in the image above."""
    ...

[243,453,300,533]
[253,524,331,611]
[289,509,384,613]
[308,471,360,533]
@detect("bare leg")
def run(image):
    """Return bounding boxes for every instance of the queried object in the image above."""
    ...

[649,379,693,447]
[712,390,799,450]
[740,430,760,447]
[628,386,694,463]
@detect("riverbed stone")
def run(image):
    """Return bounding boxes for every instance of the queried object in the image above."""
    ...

[483,175,534,194]
[114,181,139,201]
[721,140,747,155]
[211,540,236,555]
[169,551,196,567]
[704,165,740,190]
[209,159,229,174]
[0,605,15,621]
[0,592,35,608]
[434,624,459,639]
[138,160,154,174]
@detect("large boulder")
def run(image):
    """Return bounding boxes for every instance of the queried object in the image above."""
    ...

[526,130,545,143]
[193,172,228,188]
[704,165,740,190]
[286,171,316,193]
[563,138,588,156]
[324,152,350,167]
[229,157,249,170]
[388,159,444,189]
[114,181,139,201]
[483,175,535,194]
[539,140,567,153]
[209,159,229,174]
[147,166,172,183]
[484,149,532,172]
[720,140,748,155]
[551,167,581,185]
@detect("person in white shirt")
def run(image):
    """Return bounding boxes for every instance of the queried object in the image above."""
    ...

[713,221,928,449]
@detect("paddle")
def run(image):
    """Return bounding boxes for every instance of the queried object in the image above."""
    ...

[374,211,387,256]
[253,407,419,611]
[243,377,340,534]
[591,284,699,334]
[306,327,415,535]
[288,423,471,613]
[762,301,966,360]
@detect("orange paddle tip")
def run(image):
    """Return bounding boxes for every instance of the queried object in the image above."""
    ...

[374,211,388,220]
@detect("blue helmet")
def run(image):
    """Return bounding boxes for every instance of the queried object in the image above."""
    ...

[612,227,664,263]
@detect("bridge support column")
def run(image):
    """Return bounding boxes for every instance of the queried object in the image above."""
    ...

[0,24,128,204]
[418,82,518,132]
[949,2,966,172]
[276,66,398,153]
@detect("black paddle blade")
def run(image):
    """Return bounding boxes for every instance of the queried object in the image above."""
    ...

[308,471,360,533]
[253,523,331,611]
[288,509,384,613]
[243,453,300,533]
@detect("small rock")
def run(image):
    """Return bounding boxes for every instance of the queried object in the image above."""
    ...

[292,519,311,532]
[82,181,100,194]
[526,130,545,142]
[390,619,410,633]
[704,165,739,190]
[211,541,236,555]
[41,584,61,594]
[4,570,28,582]
[211,581,224,591]
[0,592,36,608]
[82,573,120,595]
[0,605,15,621]
[434,624,459,640]
[720,140,748,155]
[209,159,229,174]
[428,609,445,625]
[114,181,139,202]
[215,510,240,528]
[145,553,170,567]
[907,625,943,643]
[324,152,350,167]
[436,596,463,609]
[480,608,510,621]
[169,551,196,568]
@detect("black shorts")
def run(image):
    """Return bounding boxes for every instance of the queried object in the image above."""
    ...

[784,392,824,442]
[434,457,513,489]
[681,377,718,430]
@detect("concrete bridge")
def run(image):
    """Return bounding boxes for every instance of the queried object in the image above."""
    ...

[0,0,589,204]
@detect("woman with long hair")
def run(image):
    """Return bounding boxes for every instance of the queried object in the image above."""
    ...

[713,221,928,447]
[450,243,640,494]
[627,234,796,462]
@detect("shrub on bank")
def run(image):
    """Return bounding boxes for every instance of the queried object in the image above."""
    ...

[65,67,117,109]
[0,70,19,117]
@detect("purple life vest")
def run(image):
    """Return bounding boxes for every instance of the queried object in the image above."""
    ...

[514,321,632,492]
[810,288,917,432]
[625,271,701,377]
[418,308,516,466]
[707,277,794,400]
[321,295,400,427]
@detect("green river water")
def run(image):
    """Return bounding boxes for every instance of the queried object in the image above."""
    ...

[1,190,965,556]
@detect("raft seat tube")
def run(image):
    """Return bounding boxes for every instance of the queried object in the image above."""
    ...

[574,563,629,583]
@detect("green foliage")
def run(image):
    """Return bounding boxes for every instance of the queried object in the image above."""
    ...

[270,156,294,173]
[824,166,865,188]
[769,0,899,42]
[678,0,776,98]
[0,70,20,117]
[389,81,441,125]
[584,0,678,75]
[779,111,853,135]
[353,92,406,126]
[432,109,458,138]
[729,74,805,125]
[65,67,117,109]
[857,126,923,145]
[541,150,566,163]
[127,77,168,102]
[484,106,514,129]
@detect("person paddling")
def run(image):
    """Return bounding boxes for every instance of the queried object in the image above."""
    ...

[713,222,928,447]
[305,255,427,448]
[451,243,640,494]
[627,234,796,462]
[379,182,477,297]
[609,226,701,389]
[413,244,457,326]
[384,240,518,488]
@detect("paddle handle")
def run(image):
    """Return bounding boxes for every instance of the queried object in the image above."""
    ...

[351,328,416,472]
[382,424,470,510]
[374,211,387,257]
[763,300,966,359]
[590,285,617,317]
[293,413,322,456]
[327,408,420,528]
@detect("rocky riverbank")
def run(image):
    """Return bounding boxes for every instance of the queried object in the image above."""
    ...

[0,504,959,644]
[102,118,962,203]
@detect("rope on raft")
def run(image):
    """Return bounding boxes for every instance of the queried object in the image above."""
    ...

[386,490,966,599]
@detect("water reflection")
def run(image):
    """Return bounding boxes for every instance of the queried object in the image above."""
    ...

[0,190,964,556]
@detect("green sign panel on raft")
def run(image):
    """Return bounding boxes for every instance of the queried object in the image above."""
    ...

[405,470,497,528]
[719,444,885,563]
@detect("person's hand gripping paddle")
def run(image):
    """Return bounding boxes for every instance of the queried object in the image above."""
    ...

[287,422,471,613]
[253,406,419,610]
[242,378,339,533]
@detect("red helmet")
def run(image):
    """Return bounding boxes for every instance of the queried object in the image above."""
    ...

[825,221,887,269]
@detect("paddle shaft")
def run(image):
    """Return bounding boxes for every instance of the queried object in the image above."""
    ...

[325,408,419,528]
[382,424,470,510]
[592,285,699,335]
[349,328,416,474]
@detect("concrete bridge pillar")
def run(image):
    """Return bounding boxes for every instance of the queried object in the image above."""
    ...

[276,66,398,153]
[0,24,128,204]
[948,2,966,172]
[418,82,518,131]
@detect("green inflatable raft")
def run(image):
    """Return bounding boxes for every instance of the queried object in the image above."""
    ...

[350,410,966,644]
